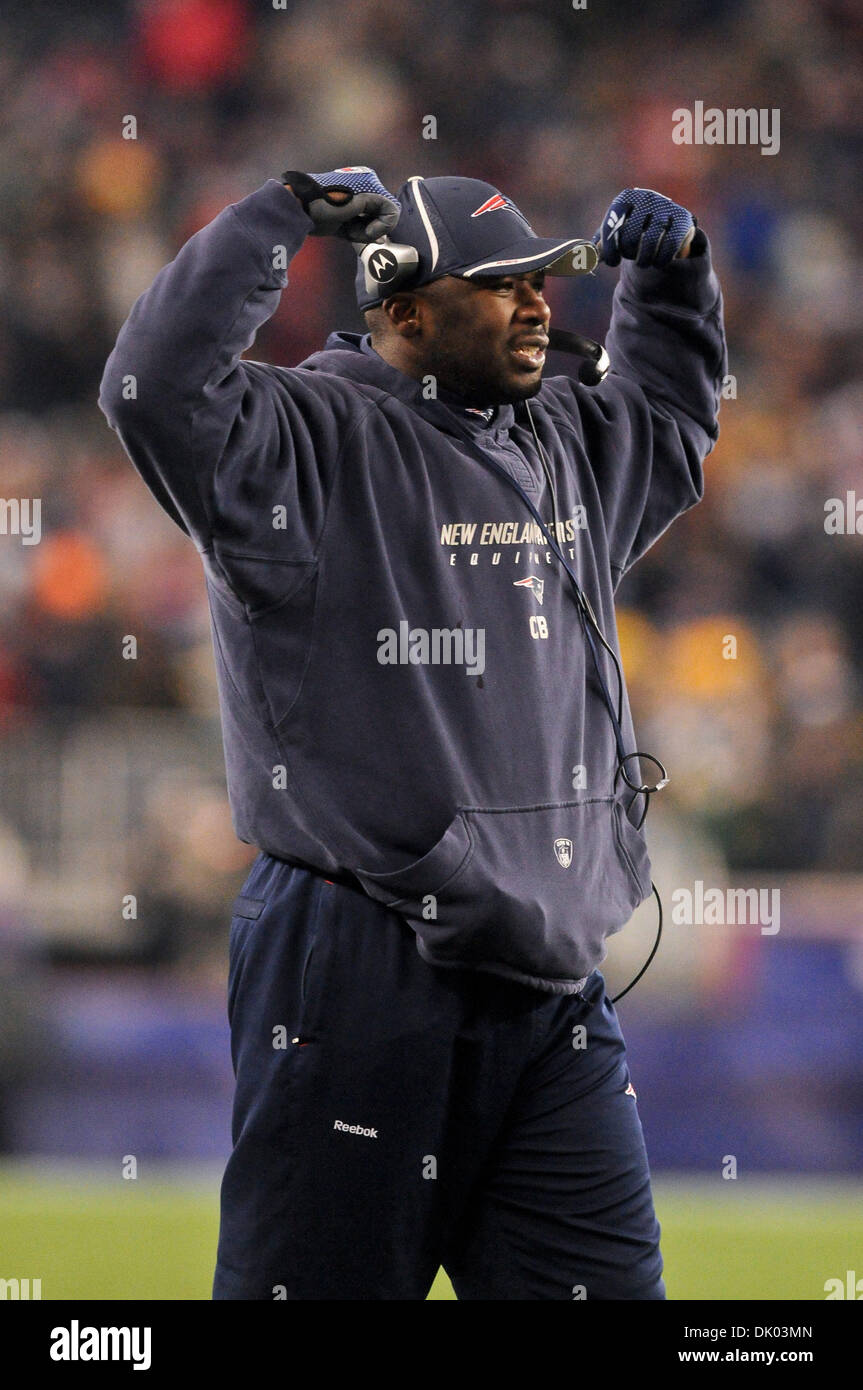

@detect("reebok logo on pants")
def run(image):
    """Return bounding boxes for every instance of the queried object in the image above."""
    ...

[334,1120,379,1138]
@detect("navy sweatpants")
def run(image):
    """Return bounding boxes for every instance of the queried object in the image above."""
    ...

[212,851,665,1300]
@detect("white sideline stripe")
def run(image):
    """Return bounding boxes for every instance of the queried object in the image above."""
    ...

[462,241,580,276]
[409,177,439,271]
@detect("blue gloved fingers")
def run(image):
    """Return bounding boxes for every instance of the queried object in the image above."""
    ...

[594,188,695,268]
[634,204,694,268]
[282,166,400,241]
[308,166,394,199]
[634,211,666,267]
[309,167,400,238]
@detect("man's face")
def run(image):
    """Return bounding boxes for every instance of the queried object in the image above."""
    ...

[407,269,551,407]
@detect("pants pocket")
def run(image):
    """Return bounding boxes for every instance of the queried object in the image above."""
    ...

[227,896,267,1028]
[293,878,343,1043]
[354,798,651,990]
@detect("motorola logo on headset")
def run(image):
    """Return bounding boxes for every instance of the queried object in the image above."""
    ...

[365,245,402,284]
[360,239,419,288]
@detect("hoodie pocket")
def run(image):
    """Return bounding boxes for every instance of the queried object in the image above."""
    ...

[353,797,651,990]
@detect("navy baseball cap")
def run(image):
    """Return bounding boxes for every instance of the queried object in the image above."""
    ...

[355,175,598,310]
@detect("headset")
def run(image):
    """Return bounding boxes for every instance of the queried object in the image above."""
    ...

[356,235,666,1001]
[356,239,611,384]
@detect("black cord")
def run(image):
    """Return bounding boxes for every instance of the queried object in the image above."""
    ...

[524,399,667,1000]
[611,881,663,1003]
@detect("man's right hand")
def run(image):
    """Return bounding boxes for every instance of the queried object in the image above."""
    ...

[280,166,400,242]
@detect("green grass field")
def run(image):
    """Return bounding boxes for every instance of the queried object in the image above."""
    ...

[1,1164,860,1300]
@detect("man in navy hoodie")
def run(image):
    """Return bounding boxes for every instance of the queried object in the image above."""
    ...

[99,165,726,1300]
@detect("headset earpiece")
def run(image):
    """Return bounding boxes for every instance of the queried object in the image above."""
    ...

[356,240,420,299]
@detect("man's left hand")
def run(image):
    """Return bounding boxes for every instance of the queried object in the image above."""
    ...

[594,188,696,268]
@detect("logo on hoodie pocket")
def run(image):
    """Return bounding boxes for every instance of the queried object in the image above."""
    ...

[353,798,651,989]
[554,837,573,868]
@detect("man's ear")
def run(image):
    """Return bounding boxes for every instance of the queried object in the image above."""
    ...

[382,292,423,338]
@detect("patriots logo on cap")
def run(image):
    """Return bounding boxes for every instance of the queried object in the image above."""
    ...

[513,575,544,605]
[471,194,530,227]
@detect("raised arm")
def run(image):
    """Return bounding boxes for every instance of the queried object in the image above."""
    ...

[98,167,400,551]
[548,188,727,587]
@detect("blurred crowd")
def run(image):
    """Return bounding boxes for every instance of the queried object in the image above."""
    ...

[0,0,861,965]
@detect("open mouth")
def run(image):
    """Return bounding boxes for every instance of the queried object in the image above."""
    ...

[510,343,547,369]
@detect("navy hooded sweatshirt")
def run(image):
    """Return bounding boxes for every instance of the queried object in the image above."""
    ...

[99,178,726,994]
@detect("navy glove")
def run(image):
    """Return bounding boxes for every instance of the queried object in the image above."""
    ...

[593,188,695,268]
[280,165,400,242]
